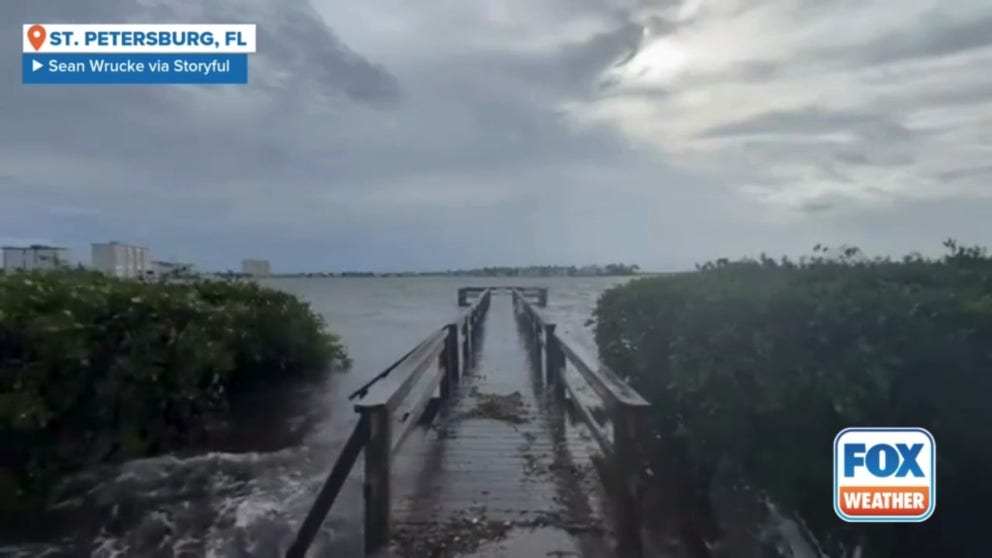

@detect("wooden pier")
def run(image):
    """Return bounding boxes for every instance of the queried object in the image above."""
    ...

[457,286,547,307]
[287,288,651,558]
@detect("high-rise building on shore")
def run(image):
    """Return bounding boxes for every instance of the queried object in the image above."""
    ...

[92,241,149,278]
[242,259,271,277]
[2,245,71,270]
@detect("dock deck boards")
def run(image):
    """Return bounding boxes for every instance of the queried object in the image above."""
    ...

[387,296,614,557]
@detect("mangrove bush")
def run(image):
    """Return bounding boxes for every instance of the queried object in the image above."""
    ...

[0,270,349,510]
[595,242,991,557]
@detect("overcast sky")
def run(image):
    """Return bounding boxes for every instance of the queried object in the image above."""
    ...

[2,0,990,272]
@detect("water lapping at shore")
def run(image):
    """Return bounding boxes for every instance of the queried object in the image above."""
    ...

[2,436,367,556]
[0,277,623,557]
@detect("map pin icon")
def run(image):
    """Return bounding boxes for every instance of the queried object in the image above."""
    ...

[28,25,46,51]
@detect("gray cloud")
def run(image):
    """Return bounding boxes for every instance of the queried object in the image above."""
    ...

[574,0,992,216]
[2,1,401,192]
[845,11,992,66]
[700,107,908,140]
[2,0,991,272]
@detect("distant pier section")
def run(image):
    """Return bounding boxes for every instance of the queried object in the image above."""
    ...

[458,286,547,306]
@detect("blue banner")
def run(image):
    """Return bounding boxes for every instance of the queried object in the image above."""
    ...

[22,53,248,84]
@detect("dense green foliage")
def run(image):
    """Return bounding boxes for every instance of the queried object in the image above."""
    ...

[595,242,992,557]
[0,271,348,509]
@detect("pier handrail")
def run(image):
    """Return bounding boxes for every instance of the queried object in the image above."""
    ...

[512,289,650,557]
[286,289,492,558]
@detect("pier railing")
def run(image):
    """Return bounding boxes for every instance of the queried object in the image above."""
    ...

[512,289,650,557]
[286,289,492,558]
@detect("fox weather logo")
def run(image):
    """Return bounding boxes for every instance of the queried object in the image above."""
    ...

[834,427,936,522]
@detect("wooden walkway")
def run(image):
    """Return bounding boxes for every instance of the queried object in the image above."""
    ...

[389,295,612,556]
[287,288,651,558]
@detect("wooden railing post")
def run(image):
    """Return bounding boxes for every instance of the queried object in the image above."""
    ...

[544,325,565,402]
[439,348,451,401]
[362,405,392,554]
[469,307,478,352]
[612,404,646,557]
[544,324,558,387]
[285,416,369,558]
[533,317,543,363]
[446,323,460,387]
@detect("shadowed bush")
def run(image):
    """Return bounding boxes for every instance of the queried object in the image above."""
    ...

[0,271,349,511]
[594,241,992,557]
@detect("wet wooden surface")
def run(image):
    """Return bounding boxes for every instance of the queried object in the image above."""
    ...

[387,296,615,557]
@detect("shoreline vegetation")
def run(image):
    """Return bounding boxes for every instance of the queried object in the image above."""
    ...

[594,240,991,557]
[5,244,987,554]
[0,270,349,515]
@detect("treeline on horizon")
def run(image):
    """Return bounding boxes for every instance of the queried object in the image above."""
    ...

[252,262,643,278]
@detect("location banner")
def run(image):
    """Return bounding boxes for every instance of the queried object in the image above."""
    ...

[22,24,256,85]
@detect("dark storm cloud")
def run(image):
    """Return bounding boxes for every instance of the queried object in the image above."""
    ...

[938,165,992,183]
[2,0,667,270]
[1,1,399,178]
[2,0,991,271]
[251,10,400,105]
[841,11,992,66]
[576,0,992,226]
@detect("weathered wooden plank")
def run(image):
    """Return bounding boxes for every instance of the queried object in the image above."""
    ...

[558,338,649,409]
[390,296,608,556]
[355,330,446,412]
[363,405,392,553]
[561,377,615,462]
[391,359,445,454]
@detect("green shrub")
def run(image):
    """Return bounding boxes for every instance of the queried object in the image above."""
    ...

[0,271,348,511]
[595,242,992,557]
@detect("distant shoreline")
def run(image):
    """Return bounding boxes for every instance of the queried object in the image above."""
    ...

[218,272,655,279]
[205,264,667,279]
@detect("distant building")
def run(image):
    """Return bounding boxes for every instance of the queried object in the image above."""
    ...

[2,245,71,270]
[92,242,149,278]
[242,259,271,277]
[151,260,194,278]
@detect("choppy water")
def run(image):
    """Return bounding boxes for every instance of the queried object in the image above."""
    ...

[0,276,629,558]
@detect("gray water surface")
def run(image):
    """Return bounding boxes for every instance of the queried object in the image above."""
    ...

[0,276,630,558]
